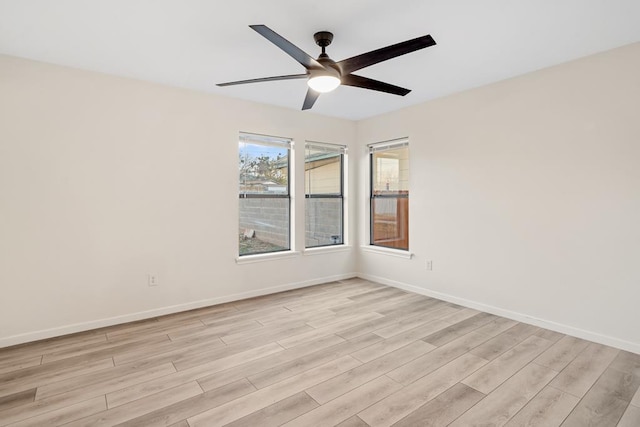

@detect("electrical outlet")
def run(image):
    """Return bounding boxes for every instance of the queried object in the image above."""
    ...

[148,274,158,286]
[426,260,433,271]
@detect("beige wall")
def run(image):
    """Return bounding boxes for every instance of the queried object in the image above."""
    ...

[0,55,357,346]
[357,42,640,353]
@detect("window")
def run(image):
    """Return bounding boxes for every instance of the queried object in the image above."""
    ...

[238,132,291,256]
[305,142,346,248]
[370,138,409,250]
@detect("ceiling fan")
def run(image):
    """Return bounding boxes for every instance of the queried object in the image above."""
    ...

[217,25,436,110]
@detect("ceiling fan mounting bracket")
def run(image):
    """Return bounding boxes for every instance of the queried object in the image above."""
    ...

[313,31,334,48]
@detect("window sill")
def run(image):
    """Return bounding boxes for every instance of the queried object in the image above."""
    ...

[360,245,414,259]
[303,245,352,256]
[236,251,301,264]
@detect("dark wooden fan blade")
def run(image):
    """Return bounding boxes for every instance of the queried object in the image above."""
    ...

[341,74,411,96]
[217,74,308,87]
[302,88,320,110]
[337,34,436,75]
[250,25,323,70]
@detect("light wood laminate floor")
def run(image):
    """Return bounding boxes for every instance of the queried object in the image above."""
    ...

[1,278,639,426]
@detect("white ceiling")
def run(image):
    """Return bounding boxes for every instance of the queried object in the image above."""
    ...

[1,0,639,120]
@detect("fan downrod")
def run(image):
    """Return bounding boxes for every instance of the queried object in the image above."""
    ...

[314,31,334,55]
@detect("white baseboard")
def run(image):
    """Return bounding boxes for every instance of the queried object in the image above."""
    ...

[358,273,640,355]
[0,272,357,348]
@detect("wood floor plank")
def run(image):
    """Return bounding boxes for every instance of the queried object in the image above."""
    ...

[470,323,540,361]
[609,350,640,377]
[8,396,106,427]
[536,329,565,343]
[116,378,256,427]
[472,317,520,337]
[111,336,230,369]
[0,388,36,412]
[306,340,434,404]
[64,381,203,426]
[105,318,205,343]
[438,307,481,324]
[391,382,484,427]
[0,387,104,426]
[0,333,107,365]
[330,292,418,316]
[172,325,307,371]
[561,394,627,426]
[561,360,640,426]
[223,392,319,427]
[335,314,417,341]
[632,384,640,406]
[372,306,458,339]
[388,331,491,385]
[422,312,498,346]
[276,313,384,349]
[336,415,369,427]
[346,287,407,302]
[107,342,283,407]
[592,365,640,402]
[187,355,362,426]
[375,295,444,321]
[0,354,109,386]
[112,333,226,366]
[549,342,620,398]
[41,334,171,364]
[199,306,292,327]
[371,296,444,319]
[284,376,402,427]
[196,334,346,392]
[617,404,640,427]
[462,335,552,394]
[247,333,381,390]
[359,353,488,427]
[504,385,579,426]
[35,362,177,401]
[533,335,590,372]
[0,357,115,398]
[448,362,558,427]
[0,356,42,376]
[350,320,446,364]
[167,318,260,341]
[350,294,438,318]
[284,297,355,314]
[258,308,337,328]
[219,321,312,346]
[306,309,383,329]
[98,317,165,338]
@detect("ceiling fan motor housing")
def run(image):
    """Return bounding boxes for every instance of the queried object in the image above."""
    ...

[313,31,341,76]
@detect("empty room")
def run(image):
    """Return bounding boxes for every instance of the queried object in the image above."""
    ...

[1,1,639,426]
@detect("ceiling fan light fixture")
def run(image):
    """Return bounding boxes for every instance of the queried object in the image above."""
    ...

[307,74,340,93]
